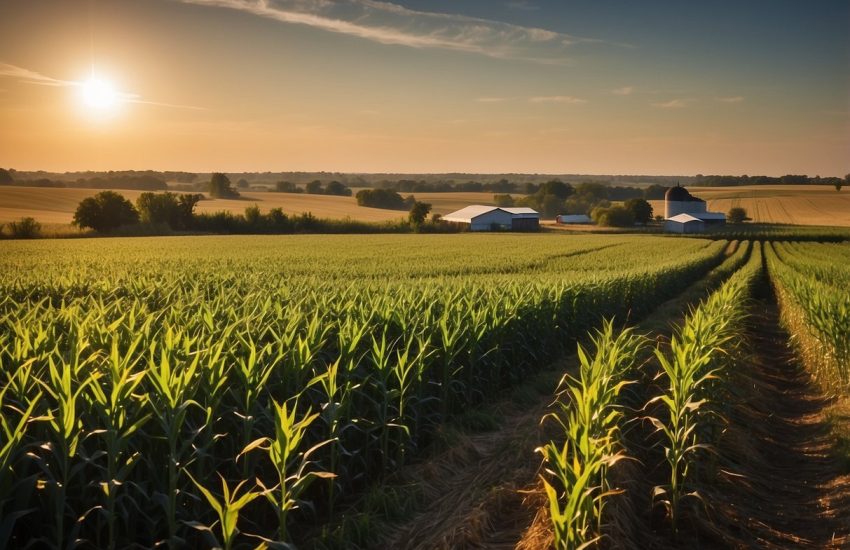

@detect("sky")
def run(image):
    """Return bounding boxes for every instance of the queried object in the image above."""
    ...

[0,0,848,176]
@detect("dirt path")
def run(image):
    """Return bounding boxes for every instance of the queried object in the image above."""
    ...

[704,295,850,548]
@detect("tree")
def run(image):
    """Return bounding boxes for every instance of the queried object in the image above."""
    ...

[275,181,301,193]
[137,192,202,229]
[590,205,635,227]
[540,180,574,199]
[624,198,653,224]
[324,180,352,196]
[493,194,514,207]
[209,173,239,199]
[236,178,250,189]
[73,191,139,232]
[839,174,848,192]
[728,207,748,224]
[305,180,324,194]
[0,168,13,185]
[408,201,431,227]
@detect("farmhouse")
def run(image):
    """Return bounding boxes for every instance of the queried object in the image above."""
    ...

[442,205,540,231]
[664,184,725,232]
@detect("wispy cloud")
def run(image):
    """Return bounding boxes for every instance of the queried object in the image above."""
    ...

[0,62,205,110]
[715,96,744,103]
[530,95,587,104]
[611,86,634,96]
[476,96,509,103]
[505,1,539,10]
[178,0,625,65]
[651,98,695,109]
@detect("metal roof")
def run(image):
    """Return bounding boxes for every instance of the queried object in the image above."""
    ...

[442,205,539,223]
[666,213,704,223]
[694,212,727,220]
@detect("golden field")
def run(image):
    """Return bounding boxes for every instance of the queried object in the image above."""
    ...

[2,184,849,229]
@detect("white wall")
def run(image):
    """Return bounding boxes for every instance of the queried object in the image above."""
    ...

[469,209,514,231]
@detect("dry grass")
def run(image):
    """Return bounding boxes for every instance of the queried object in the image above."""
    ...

[0,186,502,226]
[648,185,850,227]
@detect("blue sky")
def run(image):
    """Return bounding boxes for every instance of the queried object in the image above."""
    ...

[0,0,847,174]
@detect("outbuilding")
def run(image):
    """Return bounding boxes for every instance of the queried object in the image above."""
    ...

[556,214,592,224]
[664,213,706,234]
[442,205,540,231]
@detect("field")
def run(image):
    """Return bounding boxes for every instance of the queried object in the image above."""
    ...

[648,184,850,226]
[4,184,850,232]
[0,186,499,228]
[1,232,849,548]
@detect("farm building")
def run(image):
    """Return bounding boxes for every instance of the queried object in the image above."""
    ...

[556,214,592,224]
[442,205,540,231]
[664,184,725,232]
[665,213,706,234]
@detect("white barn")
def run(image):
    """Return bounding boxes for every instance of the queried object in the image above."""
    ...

[664,213,706,234]
[663,184,726,232]
[442,205,540,231]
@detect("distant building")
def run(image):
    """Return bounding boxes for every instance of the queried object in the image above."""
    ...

[442,205,540,231]
[664,213,706,234]
[664,184,725,231]
[556,214,592,224]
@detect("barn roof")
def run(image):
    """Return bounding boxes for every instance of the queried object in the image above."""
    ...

[666,213,704,224]
[694,211,726,220]
[442,205,539,223]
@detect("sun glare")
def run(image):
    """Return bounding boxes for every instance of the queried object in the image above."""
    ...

[79,76,119,112]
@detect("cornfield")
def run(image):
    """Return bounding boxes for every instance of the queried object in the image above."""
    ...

[0,234,725,547]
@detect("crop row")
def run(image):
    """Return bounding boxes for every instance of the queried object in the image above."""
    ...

[540,242,762,547]
[766,242,850,389]
[0,235,725,548]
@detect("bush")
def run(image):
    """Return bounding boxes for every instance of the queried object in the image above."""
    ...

[73,191,140,232]
[7,217,41,238]
[324,181,353,196]
[408,201,432,228]
[728,207,748,224]
[590,205,635,227]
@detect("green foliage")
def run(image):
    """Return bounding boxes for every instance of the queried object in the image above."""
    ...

[209,173,239,199]
[727,207,748,224]
[7,217,41,238]
[408,201,431,227]
[0,234,725,546]
[590,205,635,227]
[136,192,202,229]
[306,180,324,194]
[355,188,415,210]
[73,190,140,232]
[624,198,653,224]
[539,321,647,548]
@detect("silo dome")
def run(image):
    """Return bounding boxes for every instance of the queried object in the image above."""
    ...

[665,184,692,202]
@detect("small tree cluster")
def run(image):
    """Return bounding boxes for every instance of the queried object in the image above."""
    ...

[727,207,749,224]
[355,189,415,210]
[209,173,240,199]
[7,217,41,238]
[73,191,140,232]
[304,180,352,196]
[590,205,635,227]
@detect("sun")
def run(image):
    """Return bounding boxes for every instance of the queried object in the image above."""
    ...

[79,76,119,112]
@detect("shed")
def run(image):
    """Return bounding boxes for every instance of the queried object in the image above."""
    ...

[556,214,592,225]
[664,213,705,234]
[694,211,727,226]
[442,205,540,231]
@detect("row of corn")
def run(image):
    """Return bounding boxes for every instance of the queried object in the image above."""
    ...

[540,242,761,547]
[0,236,725,548]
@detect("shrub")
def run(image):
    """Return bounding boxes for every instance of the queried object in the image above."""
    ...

[355,189,413,210]
[728,207,748,224]
[8,217,41,238]
[408,201,432,228]
[73,191,140,232]
[590,205,635,227]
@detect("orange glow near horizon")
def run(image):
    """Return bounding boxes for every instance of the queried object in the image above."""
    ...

[0,1,848,176]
